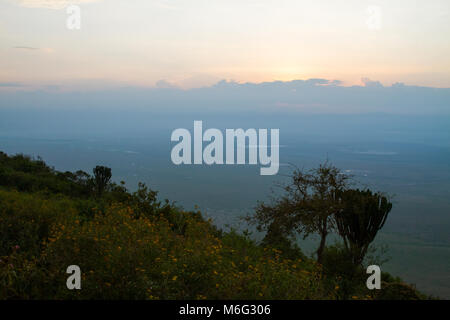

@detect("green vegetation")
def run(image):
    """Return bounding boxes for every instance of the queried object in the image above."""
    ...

[0,151,427,299]
[247,162,392,266]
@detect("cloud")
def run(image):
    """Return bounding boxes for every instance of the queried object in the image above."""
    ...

[12,0,101,10]
[304,79,343,86]
[361,77,383,88]
[1,78,448,115]
[13,46,54,53]
[155,80,178,89]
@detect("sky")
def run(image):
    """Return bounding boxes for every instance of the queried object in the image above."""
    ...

[0,0,450,89]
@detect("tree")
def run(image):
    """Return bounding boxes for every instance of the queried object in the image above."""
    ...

[248,161,350,263]
[93,165,112,197]
[335,189,392,265]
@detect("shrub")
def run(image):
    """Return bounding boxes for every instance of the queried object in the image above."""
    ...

[375,283,422,300]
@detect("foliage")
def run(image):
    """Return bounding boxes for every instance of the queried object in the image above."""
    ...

[335,189,392,265]
[0,152,425,300]
[321,244,367,299]
[93,166,112,197]
[0,152,330,299]
[375,283,422,300]
[248,161,350,263]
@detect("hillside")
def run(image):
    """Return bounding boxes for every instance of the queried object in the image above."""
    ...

[0,151,426,300]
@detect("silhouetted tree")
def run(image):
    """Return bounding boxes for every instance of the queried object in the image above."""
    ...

[93,165,112,197]
[335,189,392,265]
[248,161,350,263]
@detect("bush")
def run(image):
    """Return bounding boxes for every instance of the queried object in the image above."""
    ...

[375,283,422,300]
[0,190,78,258]
[0,189,332,299]
[321,244,366,299]
[0,152,425,300]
